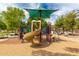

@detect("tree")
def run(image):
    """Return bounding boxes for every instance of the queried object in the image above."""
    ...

[54,10,77,34]
[0,14,7,30]
[54,15,64,33]
[75,18,79,29]
[0,20,7,30]
[2,7,25,33]
[64,10,77,33]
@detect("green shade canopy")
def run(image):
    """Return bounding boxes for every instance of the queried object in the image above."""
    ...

[25,9,58,18]
[25,9,58,32]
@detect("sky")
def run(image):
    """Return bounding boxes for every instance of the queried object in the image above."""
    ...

[0,3,79,24]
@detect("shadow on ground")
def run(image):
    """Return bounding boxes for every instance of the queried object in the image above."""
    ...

[31,40,51,48]
[70,33,79,36]
[32,50,75,56]
[31,38,66,48]
[65,47,79,53]
[52,37,67,42]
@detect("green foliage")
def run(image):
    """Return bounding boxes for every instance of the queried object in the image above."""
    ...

[64,10,77,31]
[54,16,64,29]
[0,14,7,30]
[75,18,79,29]
[20,22,27,28]
[2,7,25,30]
[54,10,77,33]
[0,20,7,30]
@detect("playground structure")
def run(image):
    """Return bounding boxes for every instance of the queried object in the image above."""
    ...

[23,9,57,45]
[31,20,41,32]
[31,20,42,42]
[23,19,52,45]
[23,20,42,44]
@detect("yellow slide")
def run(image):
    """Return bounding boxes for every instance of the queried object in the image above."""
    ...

[23,30,41,43]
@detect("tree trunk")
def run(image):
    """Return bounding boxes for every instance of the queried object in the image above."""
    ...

[71,28,73,35]
[7,29,9,38]
[12,29,14,33]
[62,27,64,34]
[15,30,17,35]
